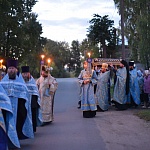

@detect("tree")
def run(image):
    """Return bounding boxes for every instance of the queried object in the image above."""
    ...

[0,0,38,58]
[114,0,150,67]
[87,14,115,58]
[44,40,71,77]
[70,40,81,76]
[0,0,46,77]
[80,38,99,59]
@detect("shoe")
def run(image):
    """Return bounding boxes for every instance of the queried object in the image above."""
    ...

[77,101,81,109]
[40,122,47,126]
[142,106,147,109]
[77,105,81,109]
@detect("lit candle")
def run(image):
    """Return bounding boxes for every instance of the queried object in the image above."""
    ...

[47,58,51,67]
[87,52,91,58]
[0,59,3,68]
[41,55,45,60]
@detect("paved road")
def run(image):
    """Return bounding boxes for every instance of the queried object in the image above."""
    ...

[20,78,106,150]
[20,78,150,150]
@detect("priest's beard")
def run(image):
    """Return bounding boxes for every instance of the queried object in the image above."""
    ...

[130,68,133,71]
[101,70,106,73]
[23,76,30,82]
[42,74,48,78]
[8,72,16,79]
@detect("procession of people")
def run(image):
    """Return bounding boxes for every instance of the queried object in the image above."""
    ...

[0,59,58,150]
[0,57,150,149]
[78,58,150,118]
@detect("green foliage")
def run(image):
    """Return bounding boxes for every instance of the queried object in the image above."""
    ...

[43,40,72,78]
[80,38,100,58]
[113,0,150,67]
[70,40,81,76]
[87,14,116,58]
[43,39,84,77]
[0,0,45,77]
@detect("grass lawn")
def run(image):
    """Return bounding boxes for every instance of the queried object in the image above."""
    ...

[135,109,150,121]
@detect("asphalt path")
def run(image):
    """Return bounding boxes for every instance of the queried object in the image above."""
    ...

[20,78,107,150]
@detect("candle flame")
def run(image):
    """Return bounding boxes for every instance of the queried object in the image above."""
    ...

[41,55,45,60]
[87,52,91,58]
[48,58,51,64]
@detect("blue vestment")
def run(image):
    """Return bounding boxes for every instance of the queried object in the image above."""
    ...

[25,76,42,125]
[128,68,141,105]
[0,84,20,148]
[0,74,34,146]
[25,76,40,105]
[78,69,97,111]
[113,67,128,104]
[96,71,110,111]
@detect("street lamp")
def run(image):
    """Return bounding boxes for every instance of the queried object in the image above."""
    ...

[74,64,77,71]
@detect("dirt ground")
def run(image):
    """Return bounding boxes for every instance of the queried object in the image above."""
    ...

[94,106,150,150]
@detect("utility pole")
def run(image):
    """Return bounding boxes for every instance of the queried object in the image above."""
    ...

[120,0,125,59]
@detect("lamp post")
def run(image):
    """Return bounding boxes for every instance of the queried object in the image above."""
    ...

[40,55,45,76]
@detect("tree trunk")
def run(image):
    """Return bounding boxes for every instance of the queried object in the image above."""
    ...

[102,43,106,58]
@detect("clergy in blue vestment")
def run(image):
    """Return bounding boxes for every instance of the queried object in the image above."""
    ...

[0,60,34,149]
[111,60,130,110]
[128,61,141,107]
[78,61,97,118]
[96,63,110,111]
[21,66,41,132]
[0,84,20,150]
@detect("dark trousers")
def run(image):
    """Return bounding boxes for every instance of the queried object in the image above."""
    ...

[0,126,7,150]
[16,98,27,139]
[83,111,96,118]
[31,95,39,132]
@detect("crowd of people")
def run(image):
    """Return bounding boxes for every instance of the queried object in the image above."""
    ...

[0,59,58,150]
[78,59,150,118]
[1,58,150,148]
